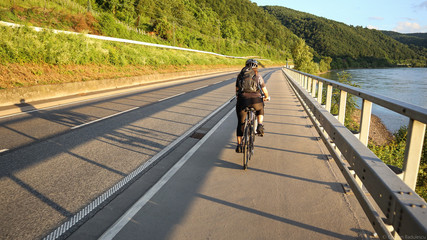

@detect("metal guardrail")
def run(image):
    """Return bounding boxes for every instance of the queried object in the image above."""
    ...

[282,68,426,239]
[0,21,247,59]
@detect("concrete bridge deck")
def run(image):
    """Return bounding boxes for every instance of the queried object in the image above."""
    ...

[67,70,375,239]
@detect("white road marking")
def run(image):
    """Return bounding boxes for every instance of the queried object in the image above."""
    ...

[71,107,139,129]
[0,149,9,153]
[99,108,234,240]
[193,85,209,91]
[157,92,186,102]
[43,97,234,240]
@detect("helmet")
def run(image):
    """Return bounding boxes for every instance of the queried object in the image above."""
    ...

[245,59,258,68]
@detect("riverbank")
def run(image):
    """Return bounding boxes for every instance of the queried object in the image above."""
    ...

[350,109,394,146]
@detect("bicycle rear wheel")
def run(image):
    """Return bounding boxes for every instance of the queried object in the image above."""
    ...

[250,119,256,155]
[242,122,250,170]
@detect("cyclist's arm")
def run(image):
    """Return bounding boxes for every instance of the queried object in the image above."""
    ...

[262,86,270,101]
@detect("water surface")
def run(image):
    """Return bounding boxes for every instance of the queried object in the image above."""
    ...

[319,68,427,133]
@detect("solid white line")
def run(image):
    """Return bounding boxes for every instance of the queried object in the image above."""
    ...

[0,149,9,153]
[99,108,234,240]
[71,107,139,129]
[0,109,39,119]
[0,95,133,119]
[193,85,209,91]
[43,98,234,240]
[157,92,186,102]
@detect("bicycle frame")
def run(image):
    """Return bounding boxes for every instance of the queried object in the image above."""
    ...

[242,107,256,170]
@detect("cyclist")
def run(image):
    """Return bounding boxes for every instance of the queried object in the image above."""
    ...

[235,59,270,153]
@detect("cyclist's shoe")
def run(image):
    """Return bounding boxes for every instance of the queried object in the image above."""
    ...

[235,144,242,153]
[257,124,264,137]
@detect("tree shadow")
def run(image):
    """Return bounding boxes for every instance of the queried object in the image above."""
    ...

[0,74,236,152]
[122,104,363,240]
[0,72,238,236]
[196,193,355,239]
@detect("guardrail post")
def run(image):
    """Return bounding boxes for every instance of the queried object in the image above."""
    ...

[338,90,347,124]
[359,99,373,146]
[307,77,312,93]
[304,76,309,90]
[402,119,426,190]
[312,79,317,97]
[325,85,333,113]
[317,81,323,104]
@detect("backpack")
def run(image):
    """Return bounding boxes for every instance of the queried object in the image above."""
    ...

[238,67,259,93]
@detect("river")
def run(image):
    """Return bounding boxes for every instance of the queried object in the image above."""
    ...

[319,68,427,133]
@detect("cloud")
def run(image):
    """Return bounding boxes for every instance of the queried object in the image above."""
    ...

[416,1,427,10]
[393,21,427,33]
[369,16,384,21]
[367,25,379,30]
[403,17,417,21]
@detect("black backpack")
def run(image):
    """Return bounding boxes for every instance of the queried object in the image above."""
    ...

[238,67,259,93]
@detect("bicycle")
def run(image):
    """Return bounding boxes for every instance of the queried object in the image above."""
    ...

[241,107,257,170]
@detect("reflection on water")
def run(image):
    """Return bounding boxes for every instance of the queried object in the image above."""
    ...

[319,68,427,133]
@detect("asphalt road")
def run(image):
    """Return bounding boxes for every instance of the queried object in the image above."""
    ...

[70,69,375,240]
[0,68,376,240]
[0,68,276,240]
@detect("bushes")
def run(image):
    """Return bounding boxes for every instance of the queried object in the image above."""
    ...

[0,24,248,68]
[369,127,427,201]
[320,71,359,129]
[1,2,293,63]
[0,25,109,64]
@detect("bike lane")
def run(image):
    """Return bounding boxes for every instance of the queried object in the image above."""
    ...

[96,70,376,240]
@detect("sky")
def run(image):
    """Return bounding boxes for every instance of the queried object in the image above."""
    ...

[251,0,427,33]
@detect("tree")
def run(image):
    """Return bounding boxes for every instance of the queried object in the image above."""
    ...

[221,17,240,39]
[292,38,317,73]
[154,18,172,40]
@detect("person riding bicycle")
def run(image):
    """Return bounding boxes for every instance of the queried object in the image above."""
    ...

[235,59,270,153]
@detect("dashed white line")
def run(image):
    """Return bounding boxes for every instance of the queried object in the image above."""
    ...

[71,107,140,129]
[157,92,186,102]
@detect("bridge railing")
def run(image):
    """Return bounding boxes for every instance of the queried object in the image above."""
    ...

[282,67,426,239]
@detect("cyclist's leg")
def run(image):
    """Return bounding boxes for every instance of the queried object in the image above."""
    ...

[235,105,246,152]
[253,102,265,135]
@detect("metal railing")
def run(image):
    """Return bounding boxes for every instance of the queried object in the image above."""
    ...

[282,67,426,239]
[0,21,250,60]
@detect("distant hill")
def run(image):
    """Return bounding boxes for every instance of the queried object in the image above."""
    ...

[263,5,426,68]
[382,31,427,48]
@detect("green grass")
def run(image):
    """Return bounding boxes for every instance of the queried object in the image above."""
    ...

[0,25,249,66]
[0,1,291,62]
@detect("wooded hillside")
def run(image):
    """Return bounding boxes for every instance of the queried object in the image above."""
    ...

[382,31,427,48]
[73,0,300,61]
[263,5,427,68]
[1,0,426,77]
